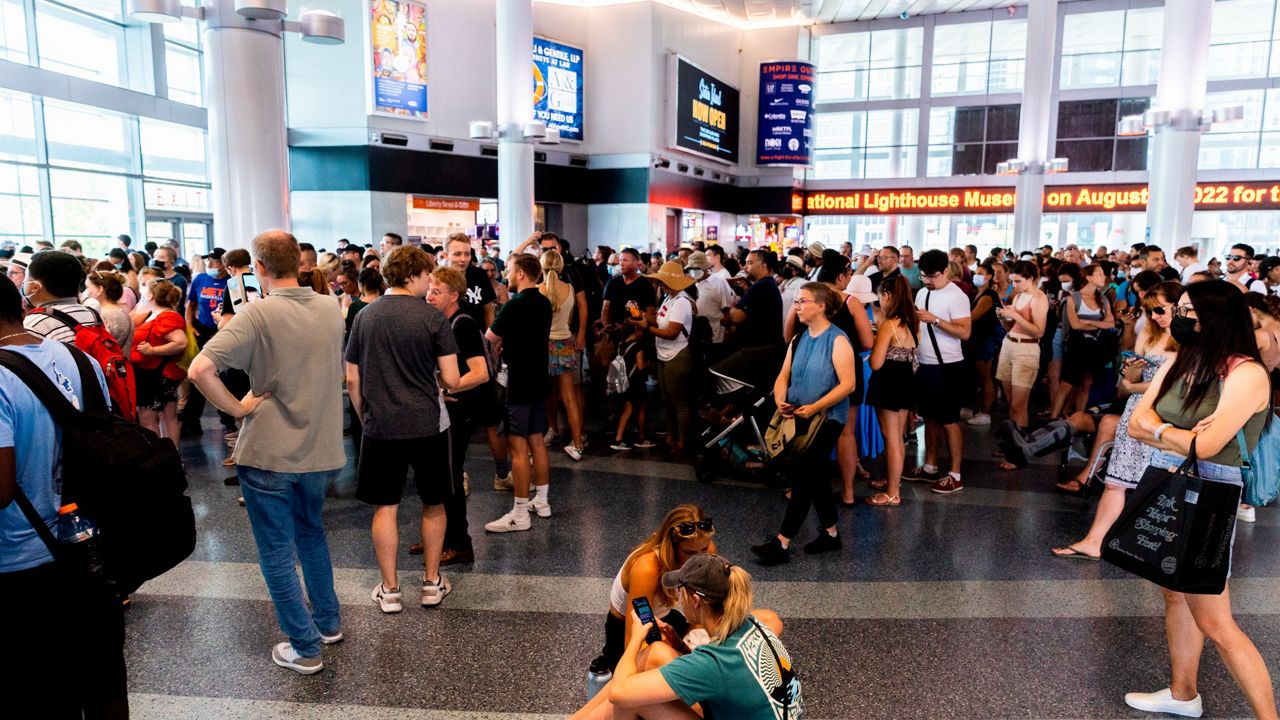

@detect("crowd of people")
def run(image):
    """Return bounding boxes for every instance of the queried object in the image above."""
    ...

[0,228,1277,719]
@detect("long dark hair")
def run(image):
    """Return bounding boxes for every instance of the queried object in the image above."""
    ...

[879,273,918,342]
[816,254,851,285]
[1152,280,1261,412]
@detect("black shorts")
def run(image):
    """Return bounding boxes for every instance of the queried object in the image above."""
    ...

[136,367,179,411]
[357,432,453,506]
[504,402,548,438]
[915,362,966,425]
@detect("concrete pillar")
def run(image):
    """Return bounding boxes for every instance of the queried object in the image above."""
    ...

[203,2,290,249]
[1012,0,1057,253]
[497,0,536,256]
[1147,0,1214,248]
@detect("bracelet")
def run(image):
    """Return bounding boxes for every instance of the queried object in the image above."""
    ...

[1153,422,1174,442]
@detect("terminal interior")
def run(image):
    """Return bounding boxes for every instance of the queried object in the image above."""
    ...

[3,0,1280,718]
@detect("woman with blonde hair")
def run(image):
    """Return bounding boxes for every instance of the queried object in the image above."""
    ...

[84,269,134,352]
[575,554,801,720]
[540,249,586,460]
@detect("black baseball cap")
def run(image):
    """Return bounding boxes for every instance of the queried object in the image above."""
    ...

[202,247,226,261]
[661,553,733,602]
[108,248,129,261]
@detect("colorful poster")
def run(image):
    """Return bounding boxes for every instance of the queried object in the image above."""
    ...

[533,37,584,142]
[757,62,814,166]
[668,55,740,165]
[371,0,428,118]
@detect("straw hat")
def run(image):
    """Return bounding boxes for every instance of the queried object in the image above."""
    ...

[845,274,877,304]
[685,251,712,271]
[645,260,695,292]
[784,255,805,272]
[806,242,824,259]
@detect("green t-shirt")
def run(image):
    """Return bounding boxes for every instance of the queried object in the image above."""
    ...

[659,620,804,720]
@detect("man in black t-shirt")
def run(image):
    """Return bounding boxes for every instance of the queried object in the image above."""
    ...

[484,254,552,534]
[447,234,497,328]
[725,249,782,349]
[600,248,657,328]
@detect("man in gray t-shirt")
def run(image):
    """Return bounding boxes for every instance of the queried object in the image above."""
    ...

[345,245,460,614]
[189,230,345,676]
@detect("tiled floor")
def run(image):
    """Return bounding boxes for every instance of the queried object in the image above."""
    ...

[125,419,1280,719]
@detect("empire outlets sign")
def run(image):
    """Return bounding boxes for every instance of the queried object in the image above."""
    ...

[803,182,1280,215]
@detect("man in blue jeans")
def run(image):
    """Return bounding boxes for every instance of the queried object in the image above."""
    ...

[189,230,347,675]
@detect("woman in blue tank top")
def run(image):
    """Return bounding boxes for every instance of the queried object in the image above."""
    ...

[751,282,856,566]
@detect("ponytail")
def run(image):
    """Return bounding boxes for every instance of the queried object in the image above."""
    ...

[540,250,565,313]
[710,566,753,645]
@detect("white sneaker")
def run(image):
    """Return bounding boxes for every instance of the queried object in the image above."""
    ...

[531,497,552,518]
[959,408,974,420]
[272,642,324,675]
[1124,688,1203,717]
[421,573,452,607]
[493,472,513,491]
[371,582,403,613]
[1237,504,1256,523]
[564,444,583,462]
[966,412,992,426]
[485,510,532,533]
[319,629,344,645]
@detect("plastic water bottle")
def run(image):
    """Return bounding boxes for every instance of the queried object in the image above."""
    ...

[56,503,106,582]
[586,668,612,701]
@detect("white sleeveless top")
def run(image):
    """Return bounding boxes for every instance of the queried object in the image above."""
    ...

[609,550,676,618]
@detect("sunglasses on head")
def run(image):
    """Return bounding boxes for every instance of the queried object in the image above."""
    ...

[671,519,715,537]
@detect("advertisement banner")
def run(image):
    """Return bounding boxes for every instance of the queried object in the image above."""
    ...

[669,55,740,165]
[371,0,428,119]
[533,37,584,142]
[757,62,814,166]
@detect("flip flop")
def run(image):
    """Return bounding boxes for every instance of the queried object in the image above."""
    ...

[998,461,1021,472]
[869,478,888,491]
[865,493,901,507]
[1050,546,1099,561]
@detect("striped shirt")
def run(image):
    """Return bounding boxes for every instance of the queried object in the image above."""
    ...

[23,299,102,343]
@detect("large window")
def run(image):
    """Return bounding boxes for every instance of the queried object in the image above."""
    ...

[164,2,203,106]
[1199,90,1267,170]
[0,0,28,63]
[931,20,1026,97]
[43,100,136,173]
[813,109,918,179]
[927,105,1019,176]
[1060,7,1163,90]
[1055,98,1150,172]
[1209,0,1276,81]
[34,1,130,88]
[0,163,42,247]
[48,168,132,254]
[815,28,923,103]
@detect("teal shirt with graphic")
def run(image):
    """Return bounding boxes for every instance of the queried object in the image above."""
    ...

[658,620,803,720]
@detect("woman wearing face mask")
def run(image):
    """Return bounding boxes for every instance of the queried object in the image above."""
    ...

[964,264,1001,426]
[1044,264,1083,411]
[1047,282,1180,555]
[992,262,1049,471]
[1048,263,1113,418]
[83,270,134,352]
[1123,280,1276,720]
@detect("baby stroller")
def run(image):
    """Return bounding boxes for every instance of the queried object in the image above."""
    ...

[694,345,784,484]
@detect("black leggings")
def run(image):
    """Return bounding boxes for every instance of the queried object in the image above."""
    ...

[779,420,845,540]
[444,417,473,551]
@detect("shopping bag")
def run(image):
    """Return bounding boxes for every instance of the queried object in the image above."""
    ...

[1102,440,1240,595]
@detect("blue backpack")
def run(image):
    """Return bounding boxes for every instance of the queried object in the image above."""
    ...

[1238,415,1280,507]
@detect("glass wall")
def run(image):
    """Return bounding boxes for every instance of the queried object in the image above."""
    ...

[0,1,209,254]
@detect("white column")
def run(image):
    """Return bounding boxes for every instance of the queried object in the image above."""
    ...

[202,2,290,249]
[1012,0,1057,253]
[496,0,536,256]
[1147,0,1214,248]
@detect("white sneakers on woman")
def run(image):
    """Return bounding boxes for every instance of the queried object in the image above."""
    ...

[1124,688,1203,717]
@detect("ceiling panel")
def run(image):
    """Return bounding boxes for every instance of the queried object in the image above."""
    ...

[539,0,1051,27]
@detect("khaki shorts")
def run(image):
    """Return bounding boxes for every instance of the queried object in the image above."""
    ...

[996,337,1041,389]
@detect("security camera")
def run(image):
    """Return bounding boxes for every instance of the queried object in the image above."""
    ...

[898,10,909,20]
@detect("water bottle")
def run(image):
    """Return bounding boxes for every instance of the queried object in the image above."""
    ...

[586,668,612,701]
[56,503,106,582]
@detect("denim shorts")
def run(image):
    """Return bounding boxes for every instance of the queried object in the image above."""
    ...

[1052,327,1066,361]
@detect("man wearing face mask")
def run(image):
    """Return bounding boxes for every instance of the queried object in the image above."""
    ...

[152,246,188,300]
[686,252,732,359]
[181,248,235,437]
[21,251,105,343]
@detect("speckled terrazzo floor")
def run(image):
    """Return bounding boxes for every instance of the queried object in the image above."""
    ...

[122,412,1280,719]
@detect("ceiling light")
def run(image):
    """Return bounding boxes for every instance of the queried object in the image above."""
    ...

[1211,104,1245,124]
[1142,108,1172,128]
[297,10,344,44]
[235,0,287,20]
[1116,115,1146,136]
[126,0,183,23]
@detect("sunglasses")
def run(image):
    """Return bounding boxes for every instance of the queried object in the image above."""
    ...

[671,519,715,537]
[1151,306,1169,316]
[1226,255,1248,262]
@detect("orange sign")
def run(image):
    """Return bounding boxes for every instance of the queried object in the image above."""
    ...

[805,188,1015,215]
[412,196,480,212]
[803,181,1280,215]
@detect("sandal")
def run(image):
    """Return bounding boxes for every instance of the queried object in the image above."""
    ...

[1055,479,1085,496]
[865,493,901,507]
[855,464,871,480]
[998,461,1020,472]
[869,478,888,491]
[1050,545,1099,561]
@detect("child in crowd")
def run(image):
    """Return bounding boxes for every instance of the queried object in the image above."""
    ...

[610,322,654,451]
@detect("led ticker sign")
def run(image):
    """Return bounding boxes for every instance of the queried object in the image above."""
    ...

[669,55,740,165]
[804,181,1280,215]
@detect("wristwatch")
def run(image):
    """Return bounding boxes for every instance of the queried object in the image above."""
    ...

[930,319,941,327]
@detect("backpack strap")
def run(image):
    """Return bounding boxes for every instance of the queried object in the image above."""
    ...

[923,290,945,365]
[62,342,109,415]
[38,305,102,330]
[0,348,83,425]
[11,484,62,558]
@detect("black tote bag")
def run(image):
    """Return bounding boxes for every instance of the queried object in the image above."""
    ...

[1102,440,1241,595]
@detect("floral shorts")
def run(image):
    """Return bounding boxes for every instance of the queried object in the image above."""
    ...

[548,339,578,376]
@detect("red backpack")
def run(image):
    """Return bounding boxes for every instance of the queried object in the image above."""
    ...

[32,306,137,422]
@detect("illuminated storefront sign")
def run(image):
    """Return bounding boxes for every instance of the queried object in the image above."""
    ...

[412,196,480,211]
[804,181,1280,215]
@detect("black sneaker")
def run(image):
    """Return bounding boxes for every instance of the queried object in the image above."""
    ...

[750,538,791,566]
[223,475,240,486]
[903,466,946,482]
[803,532,842,555]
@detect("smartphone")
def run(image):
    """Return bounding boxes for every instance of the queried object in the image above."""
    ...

[631,597,663,643]
[1120,350,1137,362]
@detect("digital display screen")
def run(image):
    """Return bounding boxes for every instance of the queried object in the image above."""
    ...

[371,0,428,118]
[757,62,814,166]
[669,55,740,165]
[533,37,584,142]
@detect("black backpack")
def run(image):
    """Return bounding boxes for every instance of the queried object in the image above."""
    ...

[680,296,714,369]
[0,345,195,596]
